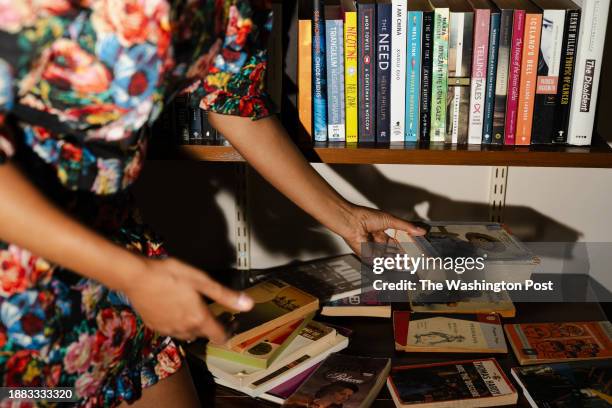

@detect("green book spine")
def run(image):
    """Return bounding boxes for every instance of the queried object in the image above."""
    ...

[430,7,450,142]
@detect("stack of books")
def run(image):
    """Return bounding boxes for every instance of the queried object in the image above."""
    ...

[299,0,609,146]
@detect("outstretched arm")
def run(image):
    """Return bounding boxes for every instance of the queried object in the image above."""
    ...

[208,114,425,255]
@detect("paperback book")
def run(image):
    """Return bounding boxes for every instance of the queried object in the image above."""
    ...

[358,0,377,142]
[429,0,450,142]
[405,2,426,142]
[393,311,507,353]
[483,7,501,144]
[387,358,518,407]
[312,0,328,141]
[283,354,391,408]
[325,1,346,141]
[390,0,408,142]
[321,290,392,318]
[376,0,393,142]
[409,288,516,318]
[505,321,612,365]
[344,0,359,143]
[420,8,435,141]
[209,279,319,347]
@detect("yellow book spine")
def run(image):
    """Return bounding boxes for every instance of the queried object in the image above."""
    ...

[344,11,358,143]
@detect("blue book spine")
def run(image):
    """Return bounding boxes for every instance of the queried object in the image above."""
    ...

[326,18,345,141]
[482,12,500,144]
[312,0,328,142]
[376,2,392,143]
[405,11,422,142]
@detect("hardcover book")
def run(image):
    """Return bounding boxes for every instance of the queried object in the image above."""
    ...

[312,0,328,142]
[410,288,516,318]
[406,1,430,142]
[393,311,507,353]
[173,93,190,144]
[249,254,365,302]
[420,10,435,141]
[467,0,492,145]
[552,3,581,143]
[504,5,526,145]
[511,361,612,408]
[482,7,501,144]
[490,1,514,144]
[505,321,612,365]
[209,279,319,347]
[515,1,542,145]
[387,359,518,407]
[568,0,610,145]
[207,315,313,369]
[390,0,408,142]
[429,0,451,142]
[531,0,567,144]
[283,354,391,408]
[344,1,359,143]
[207,321,349,396]
[188,96,203,144]
[446,0,474,144]
[325,1,346,141]
[358,0,377,142]
[298,9,313,140]
[376,0,393,143]
[321,290,392,318]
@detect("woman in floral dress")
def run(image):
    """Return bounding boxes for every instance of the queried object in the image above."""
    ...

[0,0,424,406]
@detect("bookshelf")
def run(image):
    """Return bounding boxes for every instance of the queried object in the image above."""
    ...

[175,133,612,167]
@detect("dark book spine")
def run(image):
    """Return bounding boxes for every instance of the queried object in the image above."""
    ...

[483,12,500,144]
[173,94,190,145]
[358,2,376,142]
[312,0,328,142]
[200,110,216,142]
[553,9,581,143]
[491,9,513,144]
[189,97,203,145]
[420,11,434,141]
[376,2,392,143]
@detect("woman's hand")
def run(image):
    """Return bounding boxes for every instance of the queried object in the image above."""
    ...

[123,257,253,343]
[340,205,426,257]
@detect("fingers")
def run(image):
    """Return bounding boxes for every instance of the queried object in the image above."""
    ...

[386,214,426,236]
[181,265,254,312]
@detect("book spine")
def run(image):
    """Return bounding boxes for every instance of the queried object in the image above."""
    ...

[447,12,473,144]
[515,13,542,145]
[553,9,581,143]
[531,10,566,144]
[326,18,346,141]
[568,0,610,145]
[267,2,283,114]
[358,2,377,142]
[468,9,490,145]
[420,11,434,141]
[503,10,525,145]
[173,94,189,145]
[430,7,450,142]
[298,19,313,140]
[405,11,422,142]
[491,10,513,144]
[312,0,327,142]
[344,11,359,143]
[201,110,217,142]
[390,0,408,141]
[376,2,392,143]
[483,12,500,144]
[189,98,203,144]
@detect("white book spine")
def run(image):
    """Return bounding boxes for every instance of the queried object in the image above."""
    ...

[390,0,408,141]
[468,10,490,144]
[451,14,464,144]
[567,0,610,145]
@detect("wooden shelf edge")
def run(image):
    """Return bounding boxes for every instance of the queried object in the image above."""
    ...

[176,142,612,168]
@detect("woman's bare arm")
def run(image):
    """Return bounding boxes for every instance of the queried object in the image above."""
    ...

[209,114,425,253]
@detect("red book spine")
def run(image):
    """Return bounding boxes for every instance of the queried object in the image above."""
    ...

[504,9,525,145]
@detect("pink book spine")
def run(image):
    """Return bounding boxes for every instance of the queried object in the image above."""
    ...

[504,9,525,145]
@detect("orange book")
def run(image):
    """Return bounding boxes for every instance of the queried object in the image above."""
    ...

[298,18,312,140]
[504,321,612,365]
[515,8,542,145]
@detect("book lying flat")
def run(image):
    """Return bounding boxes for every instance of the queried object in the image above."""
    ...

[206,321,348,397]
[504,321,612,365]
[206,313,313,369]
[209,279,319,347]
[250,254,365,302]
[321,290,391,318]
[258,363,322,405]
[511,361,612,408]
[283,353,391,408]
[394,311,507,353]
[409,288,516,318]
[387,358,518,407]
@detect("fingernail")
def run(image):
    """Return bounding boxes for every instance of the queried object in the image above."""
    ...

[237,293,254,310]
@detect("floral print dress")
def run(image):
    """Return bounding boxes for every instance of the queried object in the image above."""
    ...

[0,0,273,406]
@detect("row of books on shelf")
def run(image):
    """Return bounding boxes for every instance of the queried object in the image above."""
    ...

[298,0,609,146]
[186,222,612,406]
